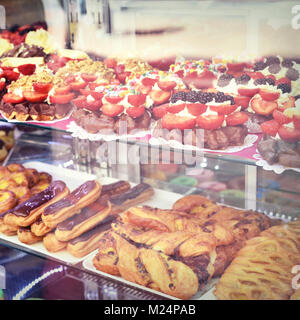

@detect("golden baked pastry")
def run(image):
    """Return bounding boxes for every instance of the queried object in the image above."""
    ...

[24,168,40,188]
[10,186,31,204]
[7,171,30,187]
[173,195,272,244]
[43,232,67,253]
[0,190,16,214]
[41,180,101,229]
[0,164,54,217]
[93,230,120,276]
[0,142,8,162]
[94,231,199,299]
[30,179,51,195]
[6,163,25,173]
[31,217,52,237]
[17,227,43,245]
[0,212,18,236]
[122,206,234,246]
[214,218,300,300]
[0,166,10,179]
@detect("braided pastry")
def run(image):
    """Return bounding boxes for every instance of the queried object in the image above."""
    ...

[122,206,234,246]
[215,218,300,300]
[94,231,199,299]
[173,195,272,244]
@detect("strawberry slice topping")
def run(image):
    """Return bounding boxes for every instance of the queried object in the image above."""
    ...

[33,82,53,93]
[278,125,300,142]
[272,109,292,125]
[157,81,177,91]
[23,91,48,103]
[251,97,278,116]
[0,81,6,91]
[260,120,280,137]
[2,93,25,104]
[3,70,20,81]
[162,113,196,130]
[259,89,280,101]
[149,90,171,105]
[196,114,225,130]
[70,81,87,91]
[81,73,98,82]
[142,77,157,87]
[237,87,260,97]
[72,95,87,108]
[127,106,145,118]
[49,92,75,104]
[186,103,207,116]
[101,103,124,117]
[127,94,146,107]
[152,104,169,119]
[225,111,248,126]
[209,104,238,115]
[168,103,186,114]
[55,86,71,95]
[17,64,36,75]
[105,96,123,104]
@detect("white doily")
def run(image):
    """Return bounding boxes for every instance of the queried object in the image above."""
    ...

[253,152,300,174]
[67,120,151,141]
[149,134,258,153]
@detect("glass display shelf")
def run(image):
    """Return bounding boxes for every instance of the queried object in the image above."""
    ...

[0,105,299,301]
[0,116,268,169]
[0,246,164,300]
[0,0,299,301]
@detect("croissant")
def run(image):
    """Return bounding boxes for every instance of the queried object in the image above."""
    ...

[215,218,300,300]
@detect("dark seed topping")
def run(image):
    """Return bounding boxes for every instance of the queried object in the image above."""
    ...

[268,64,281,74]
[265,78,275,86]
[254,61,267,71]
[186,91,199,103]
[277,83,291,94]
[235,73,251,85]
[197,91,214,104]
[217,73,234,87]
[265,56,280,66]
[286,68,299,81]
[170,91,187,103]
[282,59,293,68]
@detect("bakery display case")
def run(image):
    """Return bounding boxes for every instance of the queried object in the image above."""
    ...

[0,0,300,300]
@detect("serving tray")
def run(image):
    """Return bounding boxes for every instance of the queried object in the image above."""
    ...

[0,161,183,265]
[82,250,218,300]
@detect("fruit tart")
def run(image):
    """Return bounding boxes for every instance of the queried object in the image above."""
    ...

[152,89,248,150]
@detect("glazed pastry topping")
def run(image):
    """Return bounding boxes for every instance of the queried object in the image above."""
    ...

[100,181,131,198]
[56,198,109,231]
[109,183,152,206]
[13,180,66,217]
[43,180,96,216]
[69,221,113,245]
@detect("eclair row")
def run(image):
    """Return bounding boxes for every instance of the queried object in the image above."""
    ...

[0,178,154,258]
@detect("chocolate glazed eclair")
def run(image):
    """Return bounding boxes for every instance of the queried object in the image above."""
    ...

[41,180,102,229]
[55,198,112,241]
[67,220,114,258]
[31,181,130,237]
[4,181,69,228]
[109,183,154,215]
